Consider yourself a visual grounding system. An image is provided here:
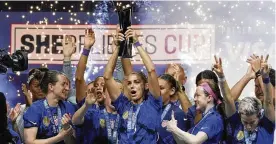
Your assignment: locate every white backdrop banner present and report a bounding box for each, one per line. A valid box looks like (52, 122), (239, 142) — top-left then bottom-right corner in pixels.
(11, 24), (215, 64)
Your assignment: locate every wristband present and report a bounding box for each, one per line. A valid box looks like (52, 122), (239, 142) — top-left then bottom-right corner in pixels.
(263, 77), (270, 84)
(133, 41), (142, 48)
(82, 48), (90, 57)
(255, 70), (261, 79)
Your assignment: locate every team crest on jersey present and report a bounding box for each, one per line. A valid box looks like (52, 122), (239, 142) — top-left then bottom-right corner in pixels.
(43, 116), (50, 127)
(236, 130), (244, 141)
(100, 119), (105, 128)
(122, 111), (128, 119)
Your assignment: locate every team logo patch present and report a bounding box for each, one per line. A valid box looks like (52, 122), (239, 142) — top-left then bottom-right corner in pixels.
(236, 130), (244, 141)
(43, 116), (50, 127)
(122, 111), (128, 120)
(100, 119), (105, 128)
(161, 120), (168, 128)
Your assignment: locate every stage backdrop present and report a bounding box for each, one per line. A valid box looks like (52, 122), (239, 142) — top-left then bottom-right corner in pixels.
(0, 1), (275, 107)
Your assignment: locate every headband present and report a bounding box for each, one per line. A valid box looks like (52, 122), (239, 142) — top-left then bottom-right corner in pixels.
(27, 74), (35, 85)
(200, 82), (222, 105)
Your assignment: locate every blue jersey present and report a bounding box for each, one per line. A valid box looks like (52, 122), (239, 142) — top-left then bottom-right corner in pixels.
(112, 93), (162, 144)
(226, 112), (274, 144)
(78, 104), (119, 144)
(187, 105), (197, 129)
(10, 129), (21, 144)
(23, 99), (76, 144)
(157, 103), (188, 144)
(188, 107), (224, 144)
(75, 98), (99, 144)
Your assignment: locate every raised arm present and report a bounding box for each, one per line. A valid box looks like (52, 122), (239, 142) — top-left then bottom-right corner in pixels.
(72, 88), (97, 125)
(212, 56), (236, 117)
(103, 27), (124, 101)
(22, 83), (32, 106)
(122, 58), (133, 77)
(62, 35), (76, 103)
(125, 27), (160, 98)
(177, 90), (192, 113)
(174, 67), (192, 112)
(121, 58), (133, 99)
(75, 29), (95, 103)
(230, 65), (255, 101)
(260, 55), (274, 122)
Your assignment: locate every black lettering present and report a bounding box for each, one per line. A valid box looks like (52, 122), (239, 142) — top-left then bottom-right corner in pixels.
(36, 35), (50, 53)
(52, 35), (63, 54)
(21, 34), (34, 53)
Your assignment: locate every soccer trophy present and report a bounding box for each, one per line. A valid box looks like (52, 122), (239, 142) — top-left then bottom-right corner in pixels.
(116, 3), (133, 58)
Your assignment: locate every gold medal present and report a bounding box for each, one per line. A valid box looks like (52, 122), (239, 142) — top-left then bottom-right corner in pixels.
(236, 130), (244, 141)
(43, 116), (50, 127)
(100, 119), (105, 128)
(123, 111), (128, 120)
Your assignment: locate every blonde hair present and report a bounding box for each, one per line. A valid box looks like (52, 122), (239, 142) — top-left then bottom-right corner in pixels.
(238, 97), (262, 116)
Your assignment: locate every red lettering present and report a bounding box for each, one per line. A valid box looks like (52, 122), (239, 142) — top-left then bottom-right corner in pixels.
(165, 35), (176, 54)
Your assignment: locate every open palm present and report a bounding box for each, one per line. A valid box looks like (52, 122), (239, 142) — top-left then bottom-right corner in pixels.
(63, 35), (76, 57)
(22, 83), (32, 99)
(84, 28), (95, 49)
(85, 88), (97, 106)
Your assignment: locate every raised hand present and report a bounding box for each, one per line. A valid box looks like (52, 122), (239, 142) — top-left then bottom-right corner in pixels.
(22, 83), (32, 100)
(61, 113), (72, 130)
(166, 111), (178, 132)
(246, 65), (256, 80)
(84, 28), (95, 49)
(246, 54), (261, 72)
(125, 26), (138, 43)
(212, 55), (224, 78)
(62, 35), (76, 59)
(260, 54), (270, 78)
(112, 25), (125, 47)
(8, 103), (21, 122)
(85, 88), (97, 106)
(172, 64), (181, 82)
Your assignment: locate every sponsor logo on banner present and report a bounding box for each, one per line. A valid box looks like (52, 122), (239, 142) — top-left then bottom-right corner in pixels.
(11, 24), (215, 64)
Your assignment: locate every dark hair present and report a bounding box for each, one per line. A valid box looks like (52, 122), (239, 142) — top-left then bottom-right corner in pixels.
(35, 70), (64, 94)
(201, 80), (227, 141)
(202, 80), (223, 106)
(132, 71), (148, 84)
(269, 68), (275, 87)
(27, 68), (49, 85)
(0, 92), (14, 143)
(28, 67), (49, 76)
(159, 74), (180, 95)
(196, 70), (218, 86)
